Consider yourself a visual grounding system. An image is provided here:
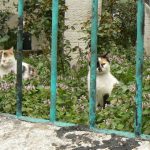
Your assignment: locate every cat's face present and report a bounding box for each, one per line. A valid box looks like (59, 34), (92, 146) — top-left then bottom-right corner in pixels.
(87, 51), (110, 74)
(96, 56), (110, 74)
(0, 47), (15, 68)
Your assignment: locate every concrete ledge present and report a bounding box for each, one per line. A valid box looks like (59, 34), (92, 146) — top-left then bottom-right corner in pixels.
(0, 114), (150, 150)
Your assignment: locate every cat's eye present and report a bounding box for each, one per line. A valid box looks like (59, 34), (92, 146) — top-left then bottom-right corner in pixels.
(97, 61), (100, 67)
(4, 53), (8, 57)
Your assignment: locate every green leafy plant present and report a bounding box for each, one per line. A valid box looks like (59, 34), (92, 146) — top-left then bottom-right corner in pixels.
(0, 0), (149, 135)
(81, 0), (136, 60)
(0, 54), (149, 134)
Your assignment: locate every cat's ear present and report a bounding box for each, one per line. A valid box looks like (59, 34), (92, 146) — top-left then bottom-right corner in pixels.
(8, 47), (14, 54)
(9, 47), (14, 51)
(102, 51), (109, 58)
(102, 51), (110, 62)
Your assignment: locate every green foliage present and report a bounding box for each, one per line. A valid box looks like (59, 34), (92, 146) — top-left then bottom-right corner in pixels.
(0, 0), (69, 53)
(0, 53), (149, 134)
(82, 0), (136, 59)
(95, 55), (150, 134)
(24, 0), (68, 54)
(0, 1), (17, 49)
(0, 9), (9, 39)
(0, 0), (149, 136)
(0, 9), (15, 48)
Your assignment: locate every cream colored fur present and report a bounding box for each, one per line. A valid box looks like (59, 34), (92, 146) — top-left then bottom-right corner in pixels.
(0, 47), (35, 79)
(87, 57), (119, 107)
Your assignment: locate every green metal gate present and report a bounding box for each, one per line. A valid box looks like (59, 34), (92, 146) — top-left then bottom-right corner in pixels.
(14, 0), (150, 140)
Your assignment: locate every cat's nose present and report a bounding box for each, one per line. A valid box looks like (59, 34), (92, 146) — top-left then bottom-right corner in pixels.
(98, 67), (102, 72)
(101, 64), (104, 67)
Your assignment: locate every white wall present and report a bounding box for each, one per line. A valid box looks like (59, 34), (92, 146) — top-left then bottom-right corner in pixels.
(64, 0), (102, 65)
(144, 3), (150, 56)
(64, 0), (102, 49)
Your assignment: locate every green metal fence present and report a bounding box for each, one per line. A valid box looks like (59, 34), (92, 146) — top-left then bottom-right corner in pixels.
(14, 0), (150, 139)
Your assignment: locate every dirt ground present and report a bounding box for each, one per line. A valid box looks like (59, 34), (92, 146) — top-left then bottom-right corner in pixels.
(0, 114), (150, 150)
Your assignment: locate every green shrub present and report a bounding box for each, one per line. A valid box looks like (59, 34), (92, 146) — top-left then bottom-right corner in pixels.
(0, 0), (149, 135)
(0, 53), (149, 134)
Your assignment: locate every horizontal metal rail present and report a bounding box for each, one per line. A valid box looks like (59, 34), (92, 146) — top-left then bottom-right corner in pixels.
(1, 113), (150, 140)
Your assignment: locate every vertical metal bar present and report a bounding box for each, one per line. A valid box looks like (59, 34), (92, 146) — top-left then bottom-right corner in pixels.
(135, 0), (144, 136)
(89, 0), (98, 128)
(16, 0), (24, 117)
(50, 0), (59, 122)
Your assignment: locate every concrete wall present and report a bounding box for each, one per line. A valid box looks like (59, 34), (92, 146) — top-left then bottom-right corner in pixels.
(64, 0), (102, 65)
(64, 0), (102, 49)
(144, 3), (150, 56)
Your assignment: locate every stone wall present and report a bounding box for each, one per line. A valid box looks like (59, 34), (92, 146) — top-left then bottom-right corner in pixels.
(144, 3), (150, 56)
(0, 0), (17, 14)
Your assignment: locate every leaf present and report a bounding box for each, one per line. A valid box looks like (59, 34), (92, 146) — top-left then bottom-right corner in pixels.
(0, 35), (9, 43)
(143, 109), (150, 115)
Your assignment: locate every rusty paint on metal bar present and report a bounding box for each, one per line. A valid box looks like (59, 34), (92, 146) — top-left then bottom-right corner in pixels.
(16, 0), (24, 117)
(89, 0), (98, 128)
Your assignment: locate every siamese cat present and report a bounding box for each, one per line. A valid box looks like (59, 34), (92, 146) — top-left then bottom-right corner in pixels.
(0, 47), (36, 79)
(87, 52), (119, 108)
